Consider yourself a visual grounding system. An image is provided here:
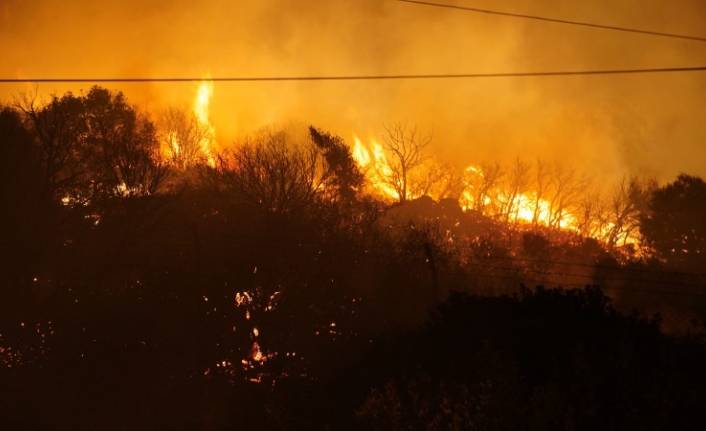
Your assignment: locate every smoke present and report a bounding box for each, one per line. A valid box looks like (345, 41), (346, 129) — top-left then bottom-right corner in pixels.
(1, 0), (705, 183)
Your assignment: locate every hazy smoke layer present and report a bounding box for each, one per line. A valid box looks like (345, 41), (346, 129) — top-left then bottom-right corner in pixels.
(1, 0), (705, 182)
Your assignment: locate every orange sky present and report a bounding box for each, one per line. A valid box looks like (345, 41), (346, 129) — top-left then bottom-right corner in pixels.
(1, 0), (705, 183)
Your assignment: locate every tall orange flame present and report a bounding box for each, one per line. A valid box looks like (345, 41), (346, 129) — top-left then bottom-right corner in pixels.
(194, 81), (216, 167)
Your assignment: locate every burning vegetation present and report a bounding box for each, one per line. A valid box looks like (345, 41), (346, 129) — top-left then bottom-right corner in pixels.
(162, 81), (217, 168)
(2, 85), (706, 429)
(154, 83), (644, 252)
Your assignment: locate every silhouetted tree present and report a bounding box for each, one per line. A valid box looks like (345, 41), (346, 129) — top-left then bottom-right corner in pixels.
(500, 157), (530, 223)
(606, 177), (653, 248)
(531, 158), (550, 226)
(382, 123), (431, 203)
(309, 126), (364, 202)
(547, 163), (586, 228)
(19, 92), (87, 201)
(576, 190), (609, 239)
(465, 161), (504, 214)
(640, 174), (706, 270)
(81, 87), (168, 199)
(160, 107), (210, 169)
(217, 131), (324, 215)
(20, 87), (167, 203)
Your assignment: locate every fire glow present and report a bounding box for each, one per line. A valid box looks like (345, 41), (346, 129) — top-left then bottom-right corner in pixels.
(158, 84), (638, 247)
(193, 81), (217, 167)
(164, 80), (217, 167)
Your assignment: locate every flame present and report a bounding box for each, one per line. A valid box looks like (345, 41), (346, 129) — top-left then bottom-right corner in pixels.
(166, 131), (180, 160)
(351, 136), (402, 200)
(161, 80), (218, 167)
(350, 137), (639, 247)
(194, 81), (217, 167)
(460, 164), (572, 228)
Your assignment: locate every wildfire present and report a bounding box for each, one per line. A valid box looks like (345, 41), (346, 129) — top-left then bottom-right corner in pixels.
(460, 165), (565, 227)
(351, 136), (403, 200)
(164, 80), (217, 167)
(349, 140), (642, 245)
(194, 81), (217, 167)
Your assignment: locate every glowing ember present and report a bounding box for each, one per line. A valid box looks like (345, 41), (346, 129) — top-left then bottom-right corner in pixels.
(251, 341), (264, 362)
(234, 291), (252, 307)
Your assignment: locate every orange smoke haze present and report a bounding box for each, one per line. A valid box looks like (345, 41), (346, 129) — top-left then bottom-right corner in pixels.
(1, 0), (706, 183)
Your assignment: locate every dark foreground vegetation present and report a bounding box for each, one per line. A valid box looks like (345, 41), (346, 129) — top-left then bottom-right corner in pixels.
(2, 88), (706, 429)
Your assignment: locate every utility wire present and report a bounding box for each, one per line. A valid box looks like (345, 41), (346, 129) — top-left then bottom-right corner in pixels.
(395, 0), (706, 43)
(2, 66), (706, 83)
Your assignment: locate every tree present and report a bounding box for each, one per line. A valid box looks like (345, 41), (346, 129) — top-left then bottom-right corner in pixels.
(160, 108), (211, 169)
(546, 163), (586, 229)
(381, 123), (431, 203)
(466, 161), (504, 215)
(81, 87), (168, 199)
(499, 158), (530, 223)
(218, 131), (324, 215)
(309, 126), (364, 203)
(640, 174), (706, 270)
(20, 87), (167, 203)
(19, 91), (87, 201)
(576, 191), (609, 239)
(605, 177), (653, 248)
(530, 159), (550, 226)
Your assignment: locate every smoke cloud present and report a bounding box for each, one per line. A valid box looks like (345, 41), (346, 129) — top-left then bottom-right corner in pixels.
(2, 0), (705, 183)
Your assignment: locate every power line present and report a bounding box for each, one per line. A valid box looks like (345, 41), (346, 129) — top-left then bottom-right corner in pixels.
(2, 66), (706, 83)
(395, 0), (706, 43)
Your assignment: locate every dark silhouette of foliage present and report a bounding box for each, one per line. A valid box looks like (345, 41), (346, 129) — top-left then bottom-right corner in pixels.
(214, 130), (324, 216)
(0, 107), (56, 285)
(20, 86), (167, 203)
(2, 88), (706, 430)
(353, 288), (706, 431)
(640, 174), (706, 271)
(19, 92), (87, 201)
(80, 87), (168, 199)
(309, 126), (364, 203)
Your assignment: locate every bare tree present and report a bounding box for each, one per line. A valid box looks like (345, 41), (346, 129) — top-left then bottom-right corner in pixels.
(219, 131), (324, 214)
(419, 162), (464, 201)
(499, 158), (531, 223)
(381, 123), (431, 203)
(160, 108), (210, 169)
(467, 162), (504, 215)
(547, 163), (586, 229)
(605, 177), (652, 248)
(576, 190), (609, 238)
(17, 92), (87, 201)
(406, 160), (453, 199)
(530, 159), (550, 226)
